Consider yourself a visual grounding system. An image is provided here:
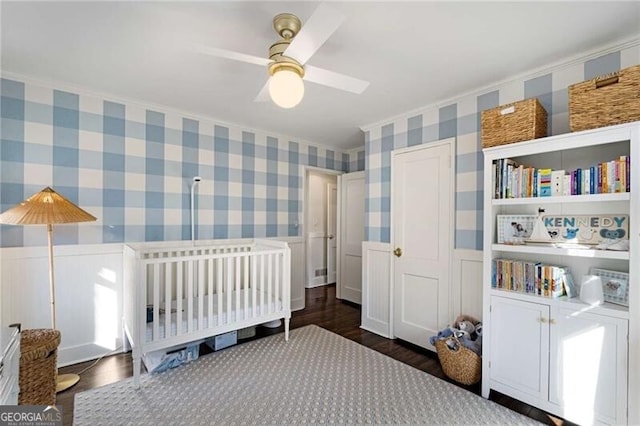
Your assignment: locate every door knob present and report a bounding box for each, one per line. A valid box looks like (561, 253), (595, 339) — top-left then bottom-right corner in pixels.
(328, 234), (334, 240)
(393, 247), (402, 257)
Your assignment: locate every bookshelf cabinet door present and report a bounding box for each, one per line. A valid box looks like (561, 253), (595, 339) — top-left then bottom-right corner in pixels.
(549, 307), (628, 425)
(489, 296), (549, 400)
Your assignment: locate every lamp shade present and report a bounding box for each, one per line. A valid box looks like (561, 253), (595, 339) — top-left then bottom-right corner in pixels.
(0, 186), (96, 225)
(269, 69), (305, 108)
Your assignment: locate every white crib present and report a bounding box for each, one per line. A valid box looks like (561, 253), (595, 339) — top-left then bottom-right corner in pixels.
(123, 239), (291, 388)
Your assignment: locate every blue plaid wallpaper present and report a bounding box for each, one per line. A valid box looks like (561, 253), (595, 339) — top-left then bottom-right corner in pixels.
(363, 45), (639, 249)
(0, 78), (364, 247)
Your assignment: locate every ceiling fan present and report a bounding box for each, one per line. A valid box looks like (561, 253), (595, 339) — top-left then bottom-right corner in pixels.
(193, 3), (370, 108)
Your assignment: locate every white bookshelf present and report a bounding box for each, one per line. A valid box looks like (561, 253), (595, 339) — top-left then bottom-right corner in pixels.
(481, 121), (639, 426)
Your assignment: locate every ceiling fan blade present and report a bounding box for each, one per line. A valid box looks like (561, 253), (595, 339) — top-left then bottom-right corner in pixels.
(191, 43), (271, 67)
(304, 65), (369, 94)
(284, 3), (345, 65)
(254, 81), (271, 102)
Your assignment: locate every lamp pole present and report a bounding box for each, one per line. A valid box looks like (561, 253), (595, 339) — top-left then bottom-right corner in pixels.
(47, 223), (56, 329)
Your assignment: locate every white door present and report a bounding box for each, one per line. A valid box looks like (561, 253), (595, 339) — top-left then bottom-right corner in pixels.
(326, 183), (337, 284)
(489, 296), (549, 400)
(338, 171), (365, 304)
(392, 140), (452, 348)
(549, 307), (628, 425)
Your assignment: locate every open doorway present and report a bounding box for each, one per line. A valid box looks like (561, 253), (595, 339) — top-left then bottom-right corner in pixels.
(304, 168), (340, 288)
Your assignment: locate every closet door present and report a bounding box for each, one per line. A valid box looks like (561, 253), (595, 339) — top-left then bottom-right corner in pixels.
(392, 140), (453, 348)
(338, 171), (365, 304)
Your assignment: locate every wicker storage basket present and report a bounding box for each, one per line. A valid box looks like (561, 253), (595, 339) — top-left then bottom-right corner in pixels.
(435, 337), (482, 386)
(18, 329), (60, 405)
(481, 98), (547, 148)
(569, 65), (640, 132)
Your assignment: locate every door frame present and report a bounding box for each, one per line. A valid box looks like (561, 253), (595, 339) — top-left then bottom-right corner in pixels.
(301, 166), (343, 289)
(389, 138), (456, 338)
(326, 182), (338, 284)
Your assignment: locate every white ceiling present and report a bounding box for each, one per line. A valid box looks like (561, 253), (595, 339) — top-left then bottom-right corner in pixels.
(2, 1), (639, 150)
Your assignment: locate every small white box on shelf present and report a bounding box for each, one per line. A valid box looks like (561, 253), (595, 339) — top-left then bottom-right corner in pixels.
(551, 170), (565, 196)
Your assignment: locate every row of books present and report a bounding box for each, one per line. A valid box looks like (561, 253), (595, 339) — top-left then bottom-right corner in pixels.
(491, 259), (576, 298)
(493, 156), (630, 199)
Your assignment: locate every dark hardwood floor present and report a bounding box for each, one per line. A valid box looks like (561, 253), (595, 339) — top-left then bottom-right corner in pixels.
(57, 284), (572, 425)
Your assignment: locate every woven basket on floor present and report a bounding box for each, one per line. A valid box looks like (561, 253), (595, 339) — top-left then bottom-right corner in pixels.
(19, 329), (61, 406)
(569, 64), (640, 132)
(481, 98), (547, 148)
(435, 337), (481, 386)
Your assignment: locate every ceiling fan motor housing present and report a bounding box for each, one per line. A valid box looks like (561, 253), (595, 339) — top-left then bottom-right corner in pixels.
(269, 13), (304, 78)
(273, 13), (301, 39)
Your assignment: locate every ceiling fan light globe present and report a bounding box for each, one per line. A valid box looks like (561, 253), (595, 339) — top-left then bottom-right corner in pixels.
(269, 69), (304, 108)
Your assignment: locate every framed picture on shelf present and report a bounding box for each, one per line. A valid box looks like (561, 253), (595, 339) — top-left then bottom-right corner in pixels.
(589, 267), (629, 306)
(497, 215), (537, 244)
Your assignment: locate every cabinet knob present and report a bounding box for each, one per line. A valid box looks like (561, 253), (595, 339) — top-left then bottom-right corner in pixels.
(539, 317), (548, 323)
(393, 247), (403, 257)
(549, 318), (556, 325)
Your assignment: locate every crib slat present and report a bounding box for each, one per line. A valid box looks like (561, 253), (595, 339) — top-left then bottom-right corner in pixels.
(165, 262), (172, 339)
(235, 255), (241, 322)
(275, 253), (280, 313)
(260, 254), (265, 316)
(216, 258), (223, 326)
(208, 258), (213, 328)
(251, 254), (257, 318)
(153, 264), (160, 340)
(177, 262), (183, 336)
(198, 259), (204, 331)
(187, 259), (194, 333)
(226, 257), (232, 325)
(267, 253), (273, 314)
(243, 255), (249, 320)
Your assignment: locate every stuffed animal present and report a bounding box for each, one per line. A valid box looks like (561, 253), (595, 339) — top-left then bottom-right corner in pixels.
(458, 333), (482, 355)
(457, 319), (477, 340)
(430, 315), (483, 355)
(429, 327), (454, 346)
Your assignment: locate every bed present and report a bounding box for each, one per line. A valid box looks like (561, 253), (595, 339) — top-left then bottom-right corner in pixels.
(123, 239), (291, 388)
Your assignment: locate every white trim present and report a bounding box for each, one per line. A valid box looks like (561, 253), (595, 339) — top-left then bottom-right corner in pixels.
(0, 70), (351, 156)
(360, 36), (640, 132)
(0, 242), (123, 259)
(300, 165), (344, 235)
(301, 166), (343, 291)
(326, 182), (337, 284)
(345, 146), (365, 156)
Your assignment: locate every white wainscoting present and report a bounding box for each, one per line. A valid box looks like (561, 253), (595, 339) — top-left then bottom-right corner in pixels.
(361, 241), (392, 338)
(451, 249), (484, 322)
(278, 236), (305, 311)
(305, 232), (327, 288)
(1, 243), (124, 366)
(361, 244), (483, 340)
(0, 236), (306, 367)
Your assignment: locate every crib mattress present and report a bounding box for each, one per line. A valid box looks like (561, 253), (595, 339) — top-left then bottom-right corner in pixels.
(145, 290), (283, 343)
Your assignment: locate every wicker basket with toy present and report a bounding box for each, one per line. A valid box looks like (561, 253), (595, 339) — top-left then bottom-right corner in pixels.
(429, 315), (482, 386)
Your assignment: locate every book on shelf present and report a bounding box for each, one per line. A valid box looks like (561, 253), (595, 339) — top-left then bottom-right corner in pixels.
(491, 258), (573, 299)
(492, 155), (631, 199)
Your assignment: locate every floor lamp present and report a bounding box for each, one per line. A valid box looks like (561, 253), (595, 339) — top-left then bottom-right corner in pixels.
(0, 186), (97, 392)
